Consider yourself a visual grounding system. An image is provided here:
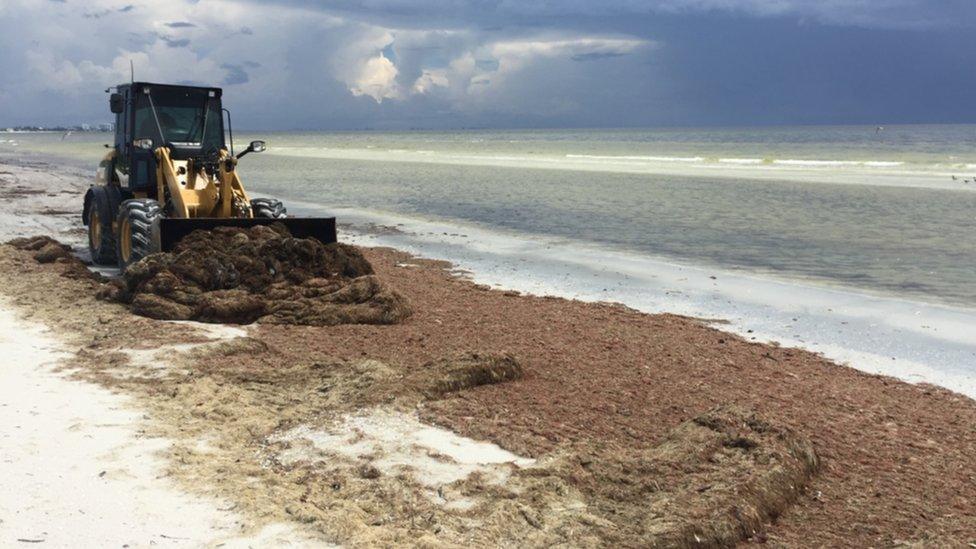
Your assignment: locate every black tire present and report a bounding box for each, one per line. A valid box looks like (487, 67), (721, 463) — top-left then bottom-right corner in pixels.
(251, 197), (287, 219)
(86, 186), (119, 265)
(115, 199), (162, 270)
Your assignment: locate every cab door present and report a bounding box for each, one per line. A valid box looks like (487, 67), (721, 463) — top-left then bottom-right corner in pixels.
(128, 91), (157, 196)
(114, 88), (130, 186)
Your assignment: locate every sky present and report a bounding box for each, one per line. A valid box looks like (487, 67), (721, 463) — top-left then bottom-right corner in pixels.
(0, 0), (974, 129)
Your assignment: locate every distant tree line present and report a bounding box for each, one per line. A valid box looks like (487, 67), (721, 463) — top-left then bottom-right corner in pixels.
(4, 123), (113, 132)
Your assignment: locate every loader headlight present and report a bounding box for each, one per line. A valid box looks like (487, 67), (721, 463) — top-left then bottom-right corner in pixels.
(134, 137), (154, 150)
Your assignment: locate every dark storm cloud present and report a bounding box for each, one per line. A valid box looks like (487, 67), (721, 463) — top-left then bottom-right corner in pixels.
(159, 36), (190, 48)
(1, 0), (974, 129)
(83, 4), (136, 19)
(240, 0), (976, 30)
(220, 64), (250, 85)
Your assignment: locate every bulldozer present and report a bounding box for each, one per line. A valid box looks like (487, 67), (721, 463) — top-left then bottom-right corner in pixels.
(84, 81), (336, 269)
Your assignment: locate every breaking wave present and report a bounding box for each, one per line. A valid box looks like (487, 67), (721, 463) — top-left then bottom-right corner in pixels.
(565, 154), (704, 163)
(568, 154), (907, 169)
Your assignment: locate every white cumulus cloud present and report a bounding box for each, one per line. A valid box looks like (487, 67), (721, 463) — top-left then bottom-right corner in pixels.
(350, 53), (400, 102)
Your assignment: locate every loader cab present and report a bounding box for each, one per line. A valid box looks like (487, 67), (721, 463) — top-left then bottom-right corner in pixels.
(110, 82), (225, 194)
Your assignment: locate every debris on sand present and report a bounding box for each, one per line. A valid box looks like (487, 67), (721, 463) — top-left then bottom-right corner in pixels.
(99, 224), (412, 325)
(3, 215), (974, 545)
(168, 341), (815, 547)
(180, 351), (524, 415)
(319, 352), (524, 410)
(7, 235), (72, 263)
(531, 405), (821, 547)
(435, 405), (822, 547)
(261, 403), (818, 547)
(6, 235), (102, 281)
(0, 233), (830, 546)
(415, 352), (524, 398)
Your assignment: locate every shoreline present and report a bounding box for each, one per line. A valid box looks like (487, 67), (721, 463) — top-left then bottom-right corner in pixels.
(5, 146), (976, 306)
(0, 157), (974, 545)
(4, 153), (976, 398)
(285, 200), (976, 400)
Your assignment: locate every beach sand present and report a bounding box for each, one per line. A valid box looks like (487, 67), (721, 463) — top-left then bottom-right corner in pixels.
(0, 306), (325, 547)
(0, 158), (973, 546)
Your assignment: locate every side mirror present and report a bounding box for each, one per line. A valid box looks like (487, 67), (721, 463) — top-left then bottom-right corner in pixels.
(110, 93), (124, 114)
(236, 140), (266, 159)
(133, 137), (154, 150)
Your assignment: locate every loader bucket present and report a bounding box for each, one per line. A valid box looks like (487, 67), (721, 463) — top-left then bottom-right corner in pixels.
(159, 217), (337, 252)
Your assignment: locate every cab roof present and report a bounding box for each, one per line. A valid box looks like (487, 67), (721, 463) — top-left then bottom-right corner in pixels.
(117, 82), (223, 97)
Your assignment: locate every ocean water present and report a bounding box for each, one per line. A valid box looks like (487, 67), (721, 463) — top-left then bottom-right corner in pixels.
(3, 125), (975, 307)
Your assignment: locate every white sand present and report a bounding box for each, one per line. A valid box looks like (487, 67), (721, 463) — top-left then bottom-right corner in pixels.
(275, 409), (535, 507)
(0, 161), (332, 546)
(0, 307), (321, 547)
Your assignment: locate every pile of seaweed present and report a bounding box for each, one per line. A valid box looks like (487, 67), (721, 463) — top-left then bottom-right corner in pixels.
(6, 235), (101, 281)
(99, 224), (412, 325)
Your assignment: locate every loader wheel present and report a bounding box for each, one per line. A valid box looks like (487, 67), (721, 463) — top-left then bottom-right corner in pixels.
(251, 198), (287, 219)
(86, 187), (118, 265)
(115, 199), (162, 270)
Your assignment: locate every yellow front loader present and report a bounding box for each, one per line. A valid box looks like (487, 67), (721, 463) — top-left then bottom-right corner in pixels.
(83, 81), (335, 269)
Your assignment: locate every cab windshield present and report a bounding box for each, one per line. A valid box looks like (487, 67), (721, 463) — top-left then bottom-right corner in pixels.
(133, 87), (223, 151)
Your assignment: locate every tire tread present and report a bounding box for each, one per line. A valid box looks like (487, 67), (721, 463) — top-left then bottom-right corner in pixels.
(116, 198), (162, 270)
